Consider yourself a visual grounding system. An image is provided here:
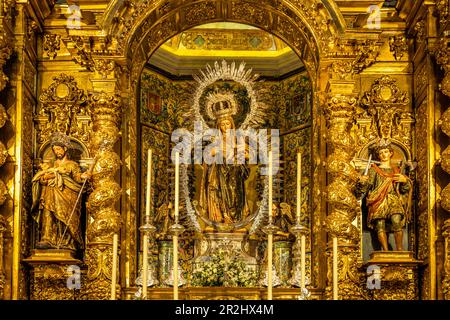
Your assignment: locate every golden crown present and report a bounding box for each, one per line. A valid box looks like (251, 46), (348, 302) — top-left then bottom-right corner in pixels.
(374, 138), (393, 154)
(205, 91), (238, 121)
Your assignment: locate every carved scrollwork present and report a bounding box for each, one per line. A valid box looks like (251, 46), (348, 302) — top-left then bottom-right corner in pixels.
(0, 104), (7, 128)
(443, 220), (450, 299)
(36, 74), (89, 145)
(327, 39), (381, 78)
(0, 215), (5, 298)
(0, 30), (13, 92)
(0, 179), (6, 206)
(84, 244), (115, 300)
(0, 141), (7, 167)
(359, 76), (413, 148)
(30, 264), (83, 300)
(436, 37), (450, 97)
(436, 0), (449, 26)
(389, 35), (408, 61)
(43, 34), (61, 60)
(93, 59), (116, 79)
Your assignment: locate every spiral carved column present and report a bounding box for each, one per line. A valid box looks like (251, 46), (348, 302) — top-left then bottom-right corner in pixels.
(324, 94), (365, 300)
(436, 37), (450, 300)
(85, 92), (123, 300)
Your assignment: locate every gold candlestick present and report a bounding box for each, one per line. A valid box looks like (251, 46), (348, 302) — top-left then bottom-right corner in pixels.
(110, 233), (118, 300)
(267, 149), (274, 299)
(333, 237), (338, 300)
(175, 152), (179, 220)
(139, 220), (156, 300)
(142, 233), (149, 299)
(146, 149), (152, 218)
(140, 148), (156, 300)
(169, 223), (185, 300)
(301, 234), (306, 290)
(268, 150), (273, 223)
(289, 223), (309, 299)
(171, 152), (183, 300)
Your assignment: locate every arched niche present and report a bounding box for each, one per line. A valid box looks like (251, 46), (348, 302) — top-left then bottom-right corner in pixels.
(354, 139), (414, 261)
(36, 137), (91, 171)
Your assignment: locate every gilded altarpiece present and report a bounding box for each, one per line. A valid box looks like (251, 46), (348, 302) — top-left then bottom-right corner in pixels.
(138, 68), (313, 296)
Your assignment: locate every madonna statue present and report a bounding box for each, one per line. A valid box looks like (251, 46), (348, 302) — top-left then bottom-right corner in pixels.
(198, 92), (251, 225)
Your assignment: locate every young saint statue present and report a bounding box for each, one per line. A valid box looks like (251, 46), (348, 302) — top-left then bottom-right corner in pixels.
(357, 141), (413, 251)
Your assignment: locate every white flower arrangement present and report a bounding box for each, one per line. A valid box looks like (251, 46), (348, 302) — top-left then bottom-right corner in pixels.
(191, 249), (258, 287)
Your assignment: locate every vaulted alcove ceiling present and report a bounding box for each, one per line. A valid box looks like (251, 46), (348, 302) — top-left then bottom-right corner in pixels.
(147, 23), (304, 79)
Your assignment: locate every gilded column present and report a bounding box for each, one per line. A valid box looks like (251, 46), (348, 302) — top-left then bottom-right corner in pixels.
(0, 17), (13, 301)
(323, 93), (365, 300)
(436, 37), (450, 300)
(84, 92), (122, 300)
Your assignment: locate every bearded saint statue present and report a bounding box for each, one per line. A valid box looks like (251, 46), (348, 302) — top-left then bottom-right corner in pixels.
(31, 132), (90, 250)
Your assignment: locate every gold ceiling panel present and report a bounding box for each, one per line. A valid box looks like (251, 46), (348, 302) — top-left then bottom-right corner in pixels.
(180, 29), (276, 51)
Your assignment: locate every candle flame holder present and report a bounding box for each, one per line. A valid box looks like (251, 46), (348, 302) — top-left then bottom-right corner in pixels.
(289, 222), (310, 300)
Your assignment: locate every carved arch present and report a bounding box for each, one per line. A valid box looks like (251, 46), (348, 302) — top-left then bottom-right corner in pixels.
(104, 0), (345, 82)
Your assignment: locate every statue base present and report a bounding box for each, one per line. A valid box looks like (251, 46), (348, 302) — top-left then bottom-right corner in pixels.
(194, 232), (256, 264)
(24, 249), (80, 264)
(365, 251), (422, 300)
(368, 251), (419, 264)
(23, 249), (83, 300)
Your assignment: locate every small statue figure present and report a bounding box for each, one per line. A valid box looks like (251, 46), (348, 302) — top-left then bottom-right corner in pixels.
(274, 202), (295, 239)
(154, 202), (175, 240)
(357, 140), (413, 251)
(31, 132), (90, 250)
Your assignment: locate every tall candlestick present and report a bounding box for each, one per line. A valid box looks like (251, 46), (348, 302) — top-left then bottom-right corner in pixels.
(173, 151), (180, 300)
(142, 234), (148, 300)
(173, 235), (179, 300)
(296, 153), (302, 223)
(268, 233), (273, 300)
(146, 149), (152, 218)
(268, 150), (273, 223)
(333, 237), (338, 300)
(301, 234), (306, 290)
(175, 152), (180, 221)
(110, 233), (118, 300)
(142, 148), (152, 300)
(267, 148), (273, 300)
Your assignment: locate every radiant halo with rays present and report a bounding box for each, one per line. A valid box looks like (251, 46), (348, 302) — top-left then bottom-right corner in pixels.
(190, 60), (269, 130)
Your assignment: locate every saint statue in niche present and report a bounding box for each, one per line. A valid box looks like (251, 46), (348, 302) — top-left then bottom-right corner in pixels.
(197, 91), (252, 226)
(357, 140), (413, 251)
(31, 132), (90, 250)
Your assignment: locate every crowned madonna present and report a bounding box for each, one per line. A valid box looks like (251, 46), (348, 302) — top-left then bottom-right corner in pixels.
(197, 90), (253, 229)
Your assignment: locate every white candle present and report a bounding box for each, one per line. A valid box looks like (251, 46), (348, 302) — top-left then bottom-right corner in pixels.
(301, 234), (306, 290)
(142, 148), (152, 300)
(173, 235), (179, 300)
(333, 237), (338, 300)
(268, 233), (273, 300)
(175, 152), (180, 220)
(296, 153), (302, 223)
(146, 149), (152, 218)
(110, 233), (118, 300)
(268, 150), (273, 223)
(142, 234), (148, 300)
